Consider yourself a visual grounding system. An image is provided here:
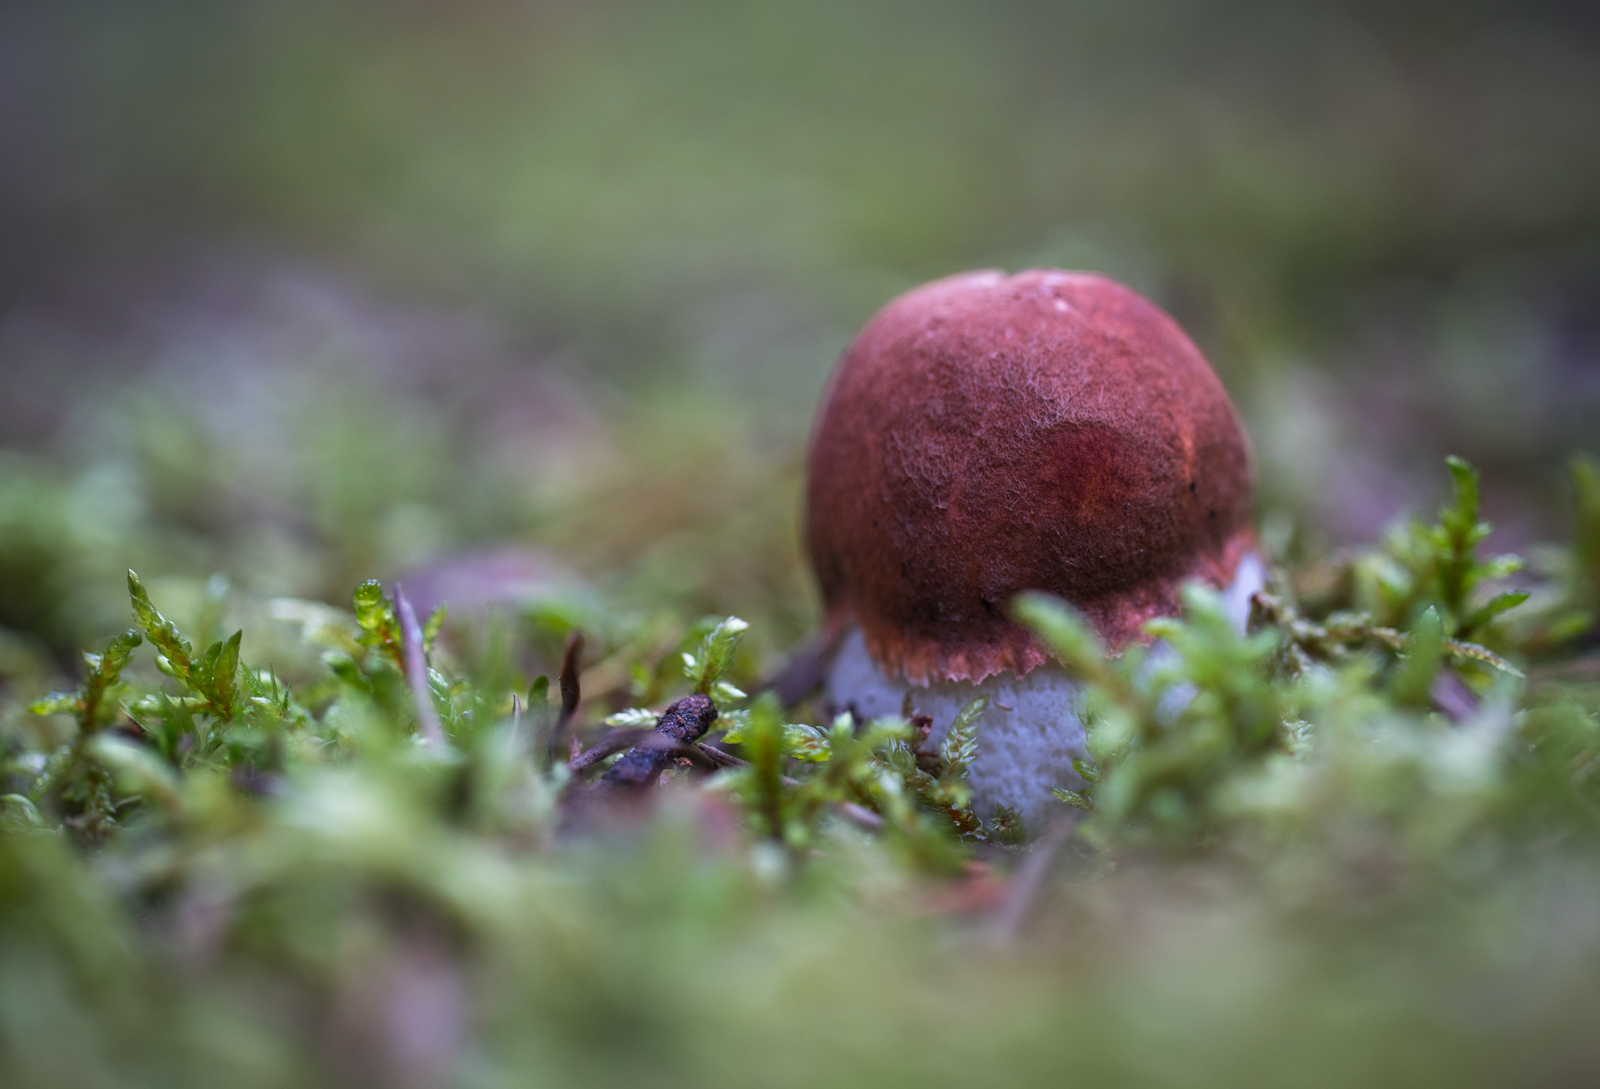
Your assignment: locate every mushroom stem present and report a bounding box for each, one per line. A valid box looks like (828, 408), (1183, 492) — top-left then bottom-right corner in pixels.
(825, 555), (1266, 826)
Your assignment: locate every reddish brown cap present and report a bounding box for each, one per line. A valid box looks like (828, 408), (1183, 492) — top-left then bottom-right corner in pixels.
(805, 269), (1254, 684)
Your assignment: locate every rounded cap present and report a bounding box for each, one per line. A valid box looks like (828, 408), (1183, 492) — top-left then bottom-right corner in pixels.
(805, 269), (1254, 684)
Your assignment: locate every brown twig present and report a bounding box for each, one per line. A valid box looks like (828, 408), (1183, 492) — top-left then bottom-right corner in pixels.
(393, 583), (444, 749)
(546, 631), (584, 768)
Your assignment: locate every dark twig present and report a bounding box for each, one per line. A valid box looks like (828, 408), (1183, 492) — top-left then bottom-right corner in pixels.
(691, 741), (748, 772)
(393, 583), (444, 749)
(687, 741), (813, 791)
(649, 736), (726, 772)
(546, 631), (584, 768)
(683, 741), (805, 784)
(572, 731), (725, 776)
(599, 695), (719, 790)
(568, 728), (652, 772)
(690, 742), (817, 794)
(986, 815), (1075, 944)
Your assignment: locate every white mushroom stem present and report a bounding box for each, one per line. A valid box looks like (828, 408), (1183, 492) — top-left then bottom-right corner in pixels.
(824, 554), (1266, 829)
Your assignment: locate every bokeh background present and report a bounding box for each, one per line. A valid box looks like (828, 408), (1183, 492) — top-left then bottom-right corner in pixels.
(3, 0), (1598, 665)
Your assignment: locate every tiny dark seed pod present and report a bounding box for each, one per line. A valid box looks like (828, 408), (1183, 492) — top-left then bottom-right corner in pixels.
(805, 269), (1255, 684)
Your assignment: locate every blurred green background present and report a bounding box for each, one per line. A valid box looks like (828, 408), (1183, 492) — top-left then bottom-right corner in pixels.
(2, 0), (1598, 660)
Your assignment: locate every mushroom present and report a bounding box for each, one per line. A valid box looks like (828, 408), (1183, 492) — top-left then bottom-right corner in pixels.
(805, 269), (1263, 826)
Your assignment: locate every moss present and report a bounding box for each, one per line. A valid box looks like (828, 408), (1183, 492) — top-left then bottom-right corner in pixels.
(0, 449), (1596, 1086)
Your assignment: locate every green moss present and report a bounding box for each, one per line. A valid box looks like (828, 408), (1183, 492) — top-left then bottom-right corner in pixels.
(0, 451), (1598, 1087)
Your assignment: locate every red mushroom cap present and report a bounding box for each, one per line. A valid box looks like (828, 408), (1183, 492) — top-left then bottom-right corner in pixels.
(805, 268), (1255, 685)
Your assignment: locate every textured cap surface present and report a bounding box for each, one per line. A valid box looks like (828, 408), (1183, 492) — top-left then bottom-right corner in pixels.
(805, 269), (1254, 684)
